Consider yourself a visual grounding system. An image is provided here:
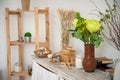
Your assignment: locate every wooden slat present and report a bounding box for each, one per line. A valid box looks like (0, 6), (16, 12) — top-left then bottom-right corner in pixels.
(11, 71), (30, 77)
(10, 41), (35, 45)
(45, 8), (50, 48)
(38, 9), (48, 14)
(6, 8), (11, 80)
(8, 10), (34, 14)
(21, 0), (30, 11)
(17, 10), (24, 80)
(9, 10), (20, 15)
(10, 41), (47, 46)
(34, 7), (39, 49)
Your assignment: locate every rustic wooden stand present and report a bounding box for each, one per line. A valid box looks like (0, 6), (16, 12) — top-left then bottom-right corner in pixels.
(5, 7), (50, 80)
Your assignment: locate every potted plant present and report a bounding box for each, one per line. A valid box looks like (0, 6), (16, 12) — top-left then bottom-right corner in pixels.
(24, 32), (32, 43)
(70, 12), (104, 72)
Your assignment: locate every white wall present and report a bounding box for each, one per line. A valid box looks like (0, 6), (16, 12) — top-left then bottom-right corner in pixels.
(0, 0), (120, 80)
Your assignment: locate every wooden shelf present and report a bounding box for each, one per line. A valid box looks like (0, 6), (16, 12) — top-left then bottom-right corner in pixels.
(8, 10), (34, 14)
(11, 71), (30, 77)
(8, 8), (48, 15)
(10, 41), (35, 45)
(10, 41), (48, 47)
(6, 7), (50, 80)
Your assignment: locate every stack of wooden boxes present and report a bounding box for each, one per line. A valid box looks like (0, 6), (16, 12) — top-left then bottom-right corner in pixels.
(60, 46), (76, 66)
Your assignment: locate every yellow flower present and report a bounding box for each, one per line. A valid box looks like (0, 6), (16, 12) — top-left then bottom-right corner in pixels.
(85, 19), (100, 33)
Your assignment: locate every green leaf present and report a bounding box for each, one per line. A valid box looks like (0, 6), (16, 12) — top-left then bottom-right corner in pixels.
(100, 19), (104, 22)
(106, 9), (109, 12)
(99, 12), (103, 15)
(74, 31), (82, 39)
(75, 12), (80, 19)
(105, 14), (110, 19)
(94, 37), (104, 48)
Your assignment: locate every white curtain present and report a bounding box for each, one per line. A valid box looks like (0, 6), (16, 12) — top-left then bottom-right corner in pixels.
(31, 61), (59, 80)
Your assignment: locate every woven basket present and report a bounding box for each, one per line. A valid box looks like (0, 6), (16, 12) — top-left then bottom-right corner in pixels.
(34, 47), (51, 58)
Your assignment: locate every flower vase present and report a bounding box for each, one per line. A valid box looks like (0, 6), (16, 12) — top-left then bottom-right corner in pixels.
(82, 44), (97, 72)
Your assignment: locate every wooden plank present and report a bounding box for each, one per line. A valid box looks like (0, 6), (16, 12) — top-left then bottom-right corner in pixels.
(9, 10), (34, 14)
(45, 8), (50, 48)
(21, 0), (30, 10)
(9, 10), (20, 15)
(17, 9), (24, 80)
(11, 71), (30, 77)
(10, 41), (48, 46)
(10, 41), (47, 46)
(34, 7), (39, 49)
(6, 8), (11, 80)
(10, 41), (35, 45)
(38, 9), (48, 14)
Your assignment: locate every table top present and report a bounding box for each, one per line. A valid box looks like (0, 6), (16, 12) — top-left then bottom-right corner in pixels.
(33, 56), (111, 80)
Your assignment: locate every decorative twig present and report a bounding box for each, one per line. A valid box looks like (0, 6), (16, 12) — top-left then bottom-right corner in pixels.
(91, 0), (120, 51)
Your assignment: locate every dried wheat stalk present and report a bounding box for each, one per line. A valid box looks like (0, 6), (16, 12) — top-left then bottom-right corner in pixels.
(57, 9), (75, 49)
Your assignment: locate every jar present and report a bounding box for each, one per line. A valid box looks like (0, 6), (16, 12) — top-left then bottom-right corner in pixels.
(14, 62), (22, 72)
(75, 55), (83, 68)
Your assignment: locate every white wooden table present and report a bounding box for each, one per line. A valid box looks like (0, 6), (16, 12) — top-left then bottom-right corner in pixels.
(32, 56), (111, 80)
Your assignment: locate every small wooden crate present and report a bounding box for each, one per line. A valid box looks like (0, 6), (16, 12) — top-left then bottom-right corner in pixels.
(60, 47), (76, 64)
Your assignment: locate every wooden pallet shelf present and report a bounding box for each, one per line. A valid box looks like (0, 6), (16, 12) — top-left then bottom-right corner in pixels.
(6, 7), (50, 80)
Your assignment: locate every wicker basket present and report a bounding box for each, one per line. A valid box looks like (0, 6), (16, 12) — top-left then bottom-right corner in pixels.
(34, 47), (52, 58)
